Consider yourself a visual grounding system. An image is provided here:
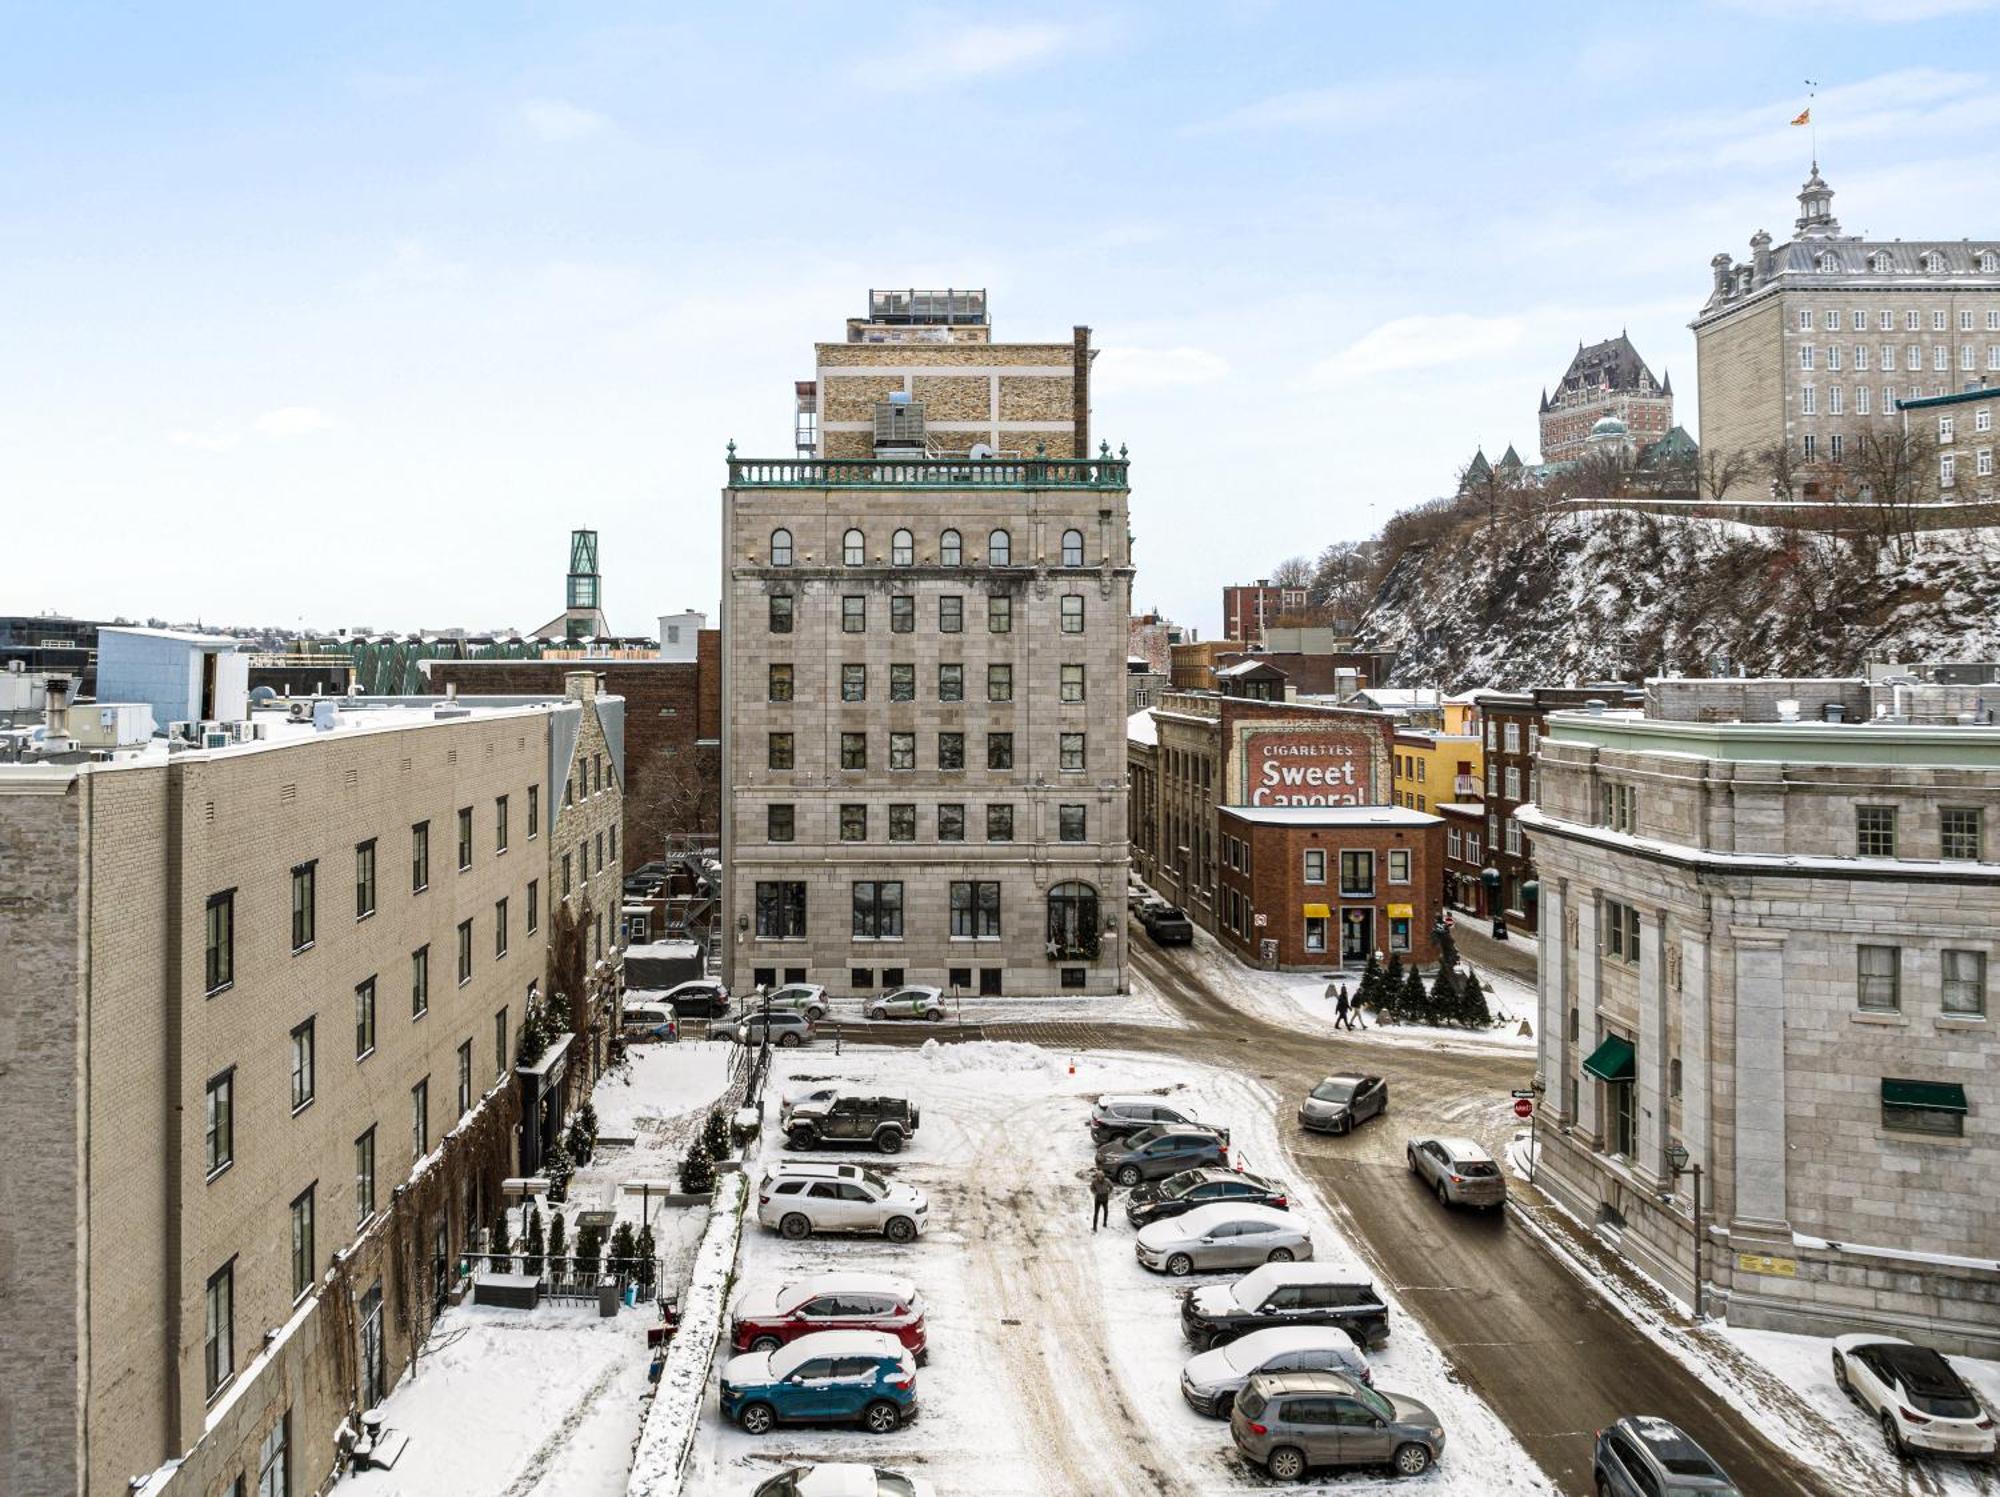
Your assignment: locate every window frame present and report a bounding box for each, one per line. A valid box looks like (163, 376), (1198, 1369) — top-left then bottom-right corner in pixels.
(291, 861), (317, 952)
(289, 1187), (316, 1303)
(204, 1260), (235, 1400)
(290, 1018), (315, 1113)
(770, 527), (793, 566)
(205, 890), (235, 995)
(205, 1067), (235, 1179)
(411, 944), (430, 1018)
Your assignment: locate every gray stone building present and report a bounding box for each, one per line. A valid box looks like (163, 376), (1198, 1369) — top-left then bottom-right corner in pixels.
(1523, 679), (1997, 1355)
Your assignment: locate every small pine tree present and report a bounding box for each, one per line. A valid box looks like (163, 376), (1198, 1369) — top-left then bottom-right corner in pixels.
(609, 1221), (637, 1280)
(1458, 966), (1492, 1027)
(1429, 965), (1458, 1027)
(545, 1129), (574, 1204)
(548, 1208), (568, 1267)
(1356, 952), (1382, 1010)
(577, 1099), (600, 1156)
(522, 1205), (545, 1277)
(1402, 965), (1429, 1025)
(634, 1222), (658, 1294)
(1384, 951), (1405, 999)
(679, 1135), (716, 1193)
(575, 1223), (605, 1280)
(701, 1108), (730, 1160)
(488, 1205), (512, 1270)
(564, 1113), (592, 1169)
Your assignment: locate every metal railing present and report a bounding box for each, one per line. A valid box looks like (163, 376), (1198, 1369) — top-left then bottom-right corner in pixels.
(727, 450), (1129, 490)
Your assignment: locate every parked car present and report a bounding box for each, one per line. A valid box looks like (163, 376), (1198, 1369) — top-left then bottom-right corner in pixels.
(1231, 1370), (1445, 1481)
(763, 983), (831, 1022)
(1142, 906), (1195, 945)
(759, 1160), (871, 1191)
(620, 1001), (678, 1043)
(1594, 1416), (1740, 1494)
(746, 1467), (936, 1497)
(719, 1329), (918, 1435)
(1096, 1125), (1229, 1186)
(1136, 1202), (1313, 1276)
(1298, 1074), (1387, 1135)
(1089, 1094), (1214, 1145)
(736, 1010), (814, 1048)
(1181, 1262), (1391, 1352)
(731, 1271), (927, 1358)
(1405, 1135), (1507, 1209)
(757, 1171), (929, 1243)
(779, 1084), (845, 1129)
(1127, 1167), (1287, 1229)
(787, 1095), (921, 1155)
(660, 978), (732, 1020)
(1180, 1327), (1372, 1417)
(1832, 1336), (1999, 1461)
(866, 986), (947, 1022)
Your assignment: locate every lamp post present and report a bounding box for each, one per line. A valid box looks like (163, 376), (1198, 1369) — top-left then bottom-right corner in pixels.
(1666, 1140), (1705, 1320)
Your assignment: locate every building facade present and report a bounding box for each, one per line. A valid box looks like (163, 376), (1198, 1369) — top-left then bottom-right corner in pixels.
(1538, 334), (1675, 466)
(1222, 580), (1308, 645)
(1169, 639), (1245, 692)
(1525, 679), (1998, 1355)
(1391, 728), (1481, 818)
(1899, 385), (2000, 505)
(1695, 165), (2000, 491)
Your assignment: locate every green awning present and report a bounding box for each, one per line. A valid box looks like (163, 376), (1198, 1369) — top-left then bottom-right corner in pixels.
(1882, 1078), (1968, 1113)
(1582, 1035), (1636, 1084)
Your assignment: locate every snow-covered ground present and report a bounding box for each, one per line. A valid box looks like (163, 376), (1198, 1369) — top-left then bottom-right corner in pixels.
(807, 982), (1184, 1031)
(683, 1039), (1557, 1496)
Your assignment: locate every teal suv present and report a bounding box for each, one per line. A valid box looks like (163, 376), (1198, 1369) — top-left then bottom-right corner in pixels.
(720, 1329), (918, 1435)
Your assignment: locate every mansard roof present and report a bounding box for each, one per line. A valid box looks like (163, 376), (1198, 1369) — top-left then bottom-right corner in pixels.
(1555, 333), (1662, 399)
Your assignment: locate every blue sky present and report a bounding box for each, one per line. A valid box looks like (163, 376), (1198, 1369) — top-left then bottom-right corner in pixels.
(4, 1), (1998, 638)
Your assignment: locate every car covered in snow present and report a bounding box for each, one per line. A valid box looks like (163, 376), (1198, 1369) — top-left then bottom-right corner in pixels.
(763, 983), (831, 1022)
(1297, 1074), (1386, 1135)
(1126, 1167), (1287, 1229)
(1405, 1135), (1506, 1209)
(719, 1329), (918, 1435)
(1832, 1335), (1997, 1461)
(1593, 1416), (1739, 1495)
(1095, 1124), (1229, 1186)
(745, 1467), (936, 1497)
(866, 986), (947, 1022)
(1089, 1094), (1214, 1144)
(1135, 1202), (1313, 1276)
(1179, 1326), (1372, 1417)
(1180, 1262), (1391, 1352)
(757, 1170), (929, 1243)
(1231, 1369), (1445, 1481)
(659, 978), (732, 1020)
(619, 1001), (678, 1043)
(731, 1270), (928, 1358)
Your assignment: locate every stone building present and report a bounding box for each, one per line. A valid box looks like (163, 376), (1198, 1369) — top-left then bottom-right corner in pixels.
(724, 294), (1132, 998)
(1899, 385), (2000, 505)
(0, 678), (624, 1497)
(1222, 580), (1309, 645)
(1695, 164), (2000, 494)
(1523, 678), (1998, 1355)
(1538, 335), (1675, 466)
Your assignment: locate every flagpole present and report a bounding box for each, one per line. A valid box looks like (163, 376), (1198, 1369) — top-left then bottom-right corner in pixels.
(1805, 78), (1818, 163)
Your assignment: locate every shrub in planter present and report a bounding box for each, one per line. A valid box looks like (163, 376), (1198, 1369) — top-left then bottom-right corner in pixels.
(522, 1205), (545, 1277)
(548, 1208), (568, 1268)
(678, 1135), (716, 1194)
(701, 1108), (730, 1161)
(608, 1221), (637, 1280)
(634, 1223), (658, 1295)
(574, 1223), (605, 1280)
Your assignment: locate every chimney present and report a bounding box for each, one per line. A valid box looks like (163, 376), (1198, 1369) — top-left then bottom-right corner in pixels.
(44, 676), (72, 741)
(445, 681), (458, 701)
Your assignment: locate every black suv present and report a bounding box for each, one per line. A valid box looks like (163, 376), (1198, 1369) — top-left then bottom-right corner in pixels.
(785, 1095), (921, 1155)
(1180, 1263), (1391, 1352)
(1126, 1167), (1288, 1229)
(1142, 906), (1194, 946)
(1096, 1125), (1228, 1186)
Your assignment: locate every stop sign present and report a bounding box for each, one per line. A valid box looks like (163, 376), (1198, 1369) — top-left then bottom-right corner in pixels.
(1513, 1098), (1534, 1119)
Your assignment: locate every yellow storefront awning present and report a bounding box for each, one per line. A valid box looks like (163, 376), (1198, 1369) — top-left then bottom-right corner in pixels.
(1386, 903), (1414, 920)
(1302, 903), (1331, 920)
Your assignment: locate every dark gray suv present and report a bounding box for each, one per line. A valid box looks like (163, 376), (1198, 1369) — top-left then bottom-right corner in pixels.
(1230, 1369), (1446, 1481)
(1096, 1125), (1228, 1186)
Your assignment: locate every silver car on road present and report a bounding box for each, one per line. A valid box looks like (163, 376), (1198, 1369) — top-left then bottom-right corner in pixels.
(1135, 1202), (1313, 1277)
(1405, 1135), (1507, 1209)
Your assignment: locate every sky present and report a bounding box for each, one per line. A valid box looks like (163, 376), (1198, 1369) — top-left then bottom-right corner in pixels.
(5, 2), (1999, 640)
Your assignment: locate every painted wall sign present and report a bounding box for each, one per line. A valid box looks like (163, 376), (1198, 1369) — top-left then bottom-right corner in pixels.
(1735, 1252), (1797, 1278)
(1244, 729), (1377, 807)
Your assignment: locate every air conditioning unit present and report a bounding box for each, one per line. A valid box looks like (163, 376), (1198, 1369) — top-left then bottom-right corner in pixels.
(288, 700), (315, 722)
(203, 731), (229, 749)
(168, 721), (194, 742)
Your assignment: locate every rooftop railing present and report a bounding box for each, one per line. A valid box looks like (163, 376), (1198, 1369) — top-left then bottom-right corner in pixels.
(726, 442), (1129, 490)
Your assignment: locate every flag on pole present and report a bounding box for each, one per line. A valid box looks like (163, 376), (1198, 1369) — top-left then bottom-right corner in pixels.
(1791, 108), (1811, 126)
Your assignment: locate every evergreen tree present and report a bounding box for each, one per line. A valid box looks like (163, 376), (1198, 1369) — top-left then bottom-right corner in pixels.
(548, 1208), (567, 1267)
(1402, 966), (1430, 1025)
(575, 1223), (605, 1280)
(1459, 965), (1492, 1027)
(634, 1222), (658, 1294)
(544, 1129), (574, 1204)
(1384, 951), (1405, 996)
(577, 1099), (600, 1157)
(609, 1221), (637, 1280)
(702, 1107), (731, 1160)
(679, 1134), (716, 1193)
(488, 1205), (512, 1271)
(522, 1205), (545, 1277)
(1429, 964), (1458, 1026)
(564, 1112), (592, 1169)
(1356, 952), (1383, 1012)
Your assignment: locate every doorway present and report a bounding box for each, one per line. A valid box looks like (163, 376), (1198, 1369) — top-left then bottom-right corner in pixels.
(1340, 907), (1374, 962)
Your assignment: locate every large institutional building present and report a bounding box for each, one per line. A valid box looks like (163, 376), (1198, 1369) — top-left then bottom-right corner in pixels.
(1524, 679), (1997, 1356)
(722, 291), (1132, 998)
(1538, 334), (1675, 465)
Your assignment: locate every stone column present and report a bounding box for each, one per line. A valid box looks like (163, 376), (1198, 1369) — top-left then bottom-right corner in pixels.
(1575, 894), (1600, 1144)
(1539, 879), (1568, 1118)
(1731, 928), (1791, 1230)
(1679, 919), (1713, 1198)
(1637, 909), (1670, 1187)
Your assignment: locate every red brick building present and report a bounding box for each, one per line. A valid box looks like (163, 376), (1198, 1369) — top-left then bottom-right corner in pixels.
(1215, 806), (1443, 970)
(1537, 333), (1674, 465)
(1222, 579), (1309, 644)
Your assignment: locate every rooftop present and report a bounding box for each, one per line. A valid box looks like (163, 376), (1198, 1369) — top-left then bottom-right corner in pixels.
(1127, 708), (1159, 747)
(863, 288), (987, 326)
(1545, 710), (2000, 767)
(1219, 804), (1441, 827)
(726, 445), (1128, 491)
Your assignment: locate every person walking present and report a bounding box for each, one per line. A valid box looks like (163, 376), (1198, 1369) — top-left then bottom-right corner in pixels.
(1334, 986), (1355, 1031)
(1089, 1166), (1113, 1232)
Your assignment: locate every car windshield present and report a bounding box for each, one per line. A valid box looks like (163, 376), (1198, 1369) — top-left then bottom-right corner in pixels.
(860, 1169), (889, 1192)
(1353, 1384), (1394, 1422)
(1312, 1080), (1356, 1103)
(1237, 1386), (1267, 1420)
(877, 1478), (917, 1497)
(1159, 1170), (1205, 1198)
(1458, 1161), (1501, 1177)
(1122, 1126), (1167, 1148)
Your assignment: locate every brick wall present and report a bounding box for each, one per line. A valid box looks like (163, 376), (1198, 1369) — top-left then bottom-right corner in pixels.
(1216, 815), (1443, 970)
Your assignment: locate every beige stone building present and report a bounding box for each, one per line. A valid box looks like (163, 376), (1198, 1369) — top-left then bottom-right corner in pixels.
(1695, 164), (2000, 493)
(1523, 679), (1998, 1355)
(0, 677), (624, 1497)
(726, 292), (1130, 998)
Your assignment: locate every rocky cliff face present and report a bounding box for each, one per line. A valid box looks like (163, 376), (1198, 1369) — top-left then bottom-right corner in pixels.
(1354, 510), (2000, 690)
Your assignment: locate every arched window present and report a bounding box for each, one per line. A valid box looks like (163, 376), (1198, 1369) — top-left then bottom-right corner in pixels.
(843, 528), (865, 566)
(891, 528), (914, 566)
(1061, 528), (1085, 566)
(770, 528), (793, 567)
(940, 528), (962, 566)
(1046, 882), (1100, 961)
(988, 528), (1011, 567)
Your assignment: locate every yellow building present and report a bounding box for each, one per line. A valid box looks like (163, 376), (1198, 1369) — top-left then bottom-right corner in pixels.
(1392, 728), (1483, 815)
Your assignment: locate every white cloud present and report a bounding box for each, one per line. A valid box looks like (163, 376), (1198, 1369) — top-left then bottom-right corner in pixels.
(252, 406), (337, 438)
(1303, 314), (1526, 386)
(520, 98), (611, 142)
(1092, 345), (1231, 392)
(1186, 77), (1454, 135)
(856, 20), (1081, 90)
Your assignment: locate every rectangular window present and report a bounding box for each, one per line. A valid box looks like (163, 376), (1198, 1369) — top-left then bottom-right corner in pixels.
(938, 803), (966, 842)
(1604, 900), (1642, 965)
(1937, 345), (1951, 371)
(495, 794), (509, 854)
(1982, 408), (1995, 434)
(842, 595), (865, 632)
(455, 806), (473, 870)
(1829, 386), (1843, 415)
(494, 897), (508, 958)
(1059, 803), (1086, 841)
(851, 881), (905, 939)
(987, 732), (1014, 769)
(1856, 345), (1869, 371)
(1304, 848), (1326, 883)
(1797, 308), (1812, 330)
(1061, 594), (1084, 633)
(1388, 848), (1411, 883)
(950, 881), (1002, 938)
(766, 803), (795, 842)
(840, 804), (867, 842)
(1907, 309), (1921, 331)
(768, 663), (794, 702)
(768, 593), (794, 633)
(526, 784), (538, 839)
(526, 879), (538, 935)
(1942, 949), (1987, 1016)
(840, 732), (867, 770)
(1882, 1079), (1966, 1138)
(890, 663), (915, 701)
(1060, 732), (1085, 772)
(456, 1039), (473, 1116)
(411, 822), (430, 892)
(1447, 828), (1461, 859)
(1984, 450), (1997, 478)
(1857, 805), (1898, 857)
(290, 1019), (315, 1111)
(204, 1262), (234, 1398)
(1942, 807), (1982, 860)
(988, 663), (1013, 702)
(939, 595), (963, 633)
(988, 594), (1012, 633)
(768, 731), (794, 770)
(1827, 344), (1842, 370)
(457, 919), (473, 984)
(290, 1188), (315, 1302)
(1909, 345), (1922, 371)
(350, 839), (376, 920)
(889, 732), (915, 770)
(889, 803), (916, 841)
(1601, 781), (1638, 833)
(939, 731), (965, 770)
(354, 978), (377, 1057)
(986, 804), (1014, 841)
(938, 663), (963, 702)
(411, 945), (429, 1017)
(291, 862), (316, 951)
(411, 1076), (429, 1161)
(1799, 345), (1814, 370)
(1060, 664), (1085, 703)
(258, 1412), (290, 1497)
(1389, 915), (1412, 953)
(890, 595), (914, 633)
(1304, 916), (1327, 954)
(206, 891), (234, 994)
(354, 1128), (376, 1224)
(205, 1069), (234, 1178)
(1858, 943), (1901, 1012)
(1503, 767), (1521, 802)
(1338, 850), (1374, 897)
(495, 1008), (509, 1077)
(1801, 385), (1816, 415)
(841, 663), (867, 702)
(1942, 453), (1957, 487)
(754, 881), (807, 939)
(561, 850), (573, 892)
(1941, 415), (1956, 443)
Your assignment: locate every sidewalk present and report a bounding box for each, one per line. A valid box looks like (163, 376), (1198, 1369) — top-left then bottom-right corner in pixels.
(1452, 918), (1537, 986)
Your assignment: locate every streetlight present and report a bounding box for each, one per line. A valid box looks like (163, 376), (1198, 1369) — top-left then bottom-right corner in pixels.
(1665, 1140), (1705, 1320)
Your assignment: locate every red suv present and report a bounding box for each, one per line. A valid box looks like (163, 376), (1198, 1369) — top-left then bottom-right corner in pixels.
(730, 1271), (928, 1359)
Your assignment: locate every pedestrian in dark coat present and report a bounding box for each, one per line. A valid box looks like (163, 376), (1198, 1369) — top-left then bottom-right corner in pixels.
(1334, 987), (1355, 1031)
(1089, 1166), (1113, 1231)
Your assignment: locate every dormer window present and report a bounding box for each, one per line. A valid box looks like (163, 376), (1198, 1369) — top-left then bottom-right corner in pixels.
(1982, 252), (1998, 274)
(1920, 251), (1942, 273)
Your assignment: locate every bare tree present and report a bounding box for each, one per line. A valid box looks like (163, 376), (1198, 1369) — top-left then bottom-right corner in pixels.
(622, 743), (719, 865)
(1269, 554), (1313, 589)
(1756, 441), (1803, 504)
(1701, 446), (1753, 502)
(1843, 426), (1938, 563)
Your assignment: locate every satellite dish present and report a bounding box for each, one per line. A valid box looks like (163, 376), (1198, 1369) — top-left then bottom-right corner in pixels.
(969, 443), (997, 461)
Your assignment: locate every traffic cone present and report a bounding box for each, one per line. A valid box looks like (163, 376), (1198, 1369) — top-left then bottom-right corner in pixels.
(1068, 1055), (1076, 1076)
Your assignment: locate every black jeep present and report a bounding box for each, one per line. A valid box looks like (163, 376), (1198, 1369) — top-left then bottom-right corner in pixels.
(785, 1094), (922, 1155)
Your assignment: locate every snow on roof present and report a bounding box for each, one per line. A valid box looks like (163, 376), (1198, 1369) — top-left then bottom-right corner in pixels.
(624, 940), (702, 960)
(1355, 688), (1441, 707)
(1126, 708), (1159, 747)
(1167, 1201), (1295, 1232)
(767, 1329), (909, 1373)
(771, 1270), (920, 1308)
(1231, 1261), (1368, 1305)
(1216, 658), (1280, 677)
(1219, 805), (1440, 827)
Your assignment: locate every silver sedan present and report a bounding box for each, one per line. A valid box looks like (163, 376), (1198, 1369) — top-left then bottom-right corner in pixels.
(1134, 1202), (1313, 1276)
(1406, 1135), (1507, 1209)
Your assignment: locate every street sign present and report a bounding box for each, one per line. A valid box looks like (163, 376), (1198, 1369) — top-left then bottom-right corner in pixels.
(1510, 1088), (1537, 1099)
(1513, 1098), (1534, 1119)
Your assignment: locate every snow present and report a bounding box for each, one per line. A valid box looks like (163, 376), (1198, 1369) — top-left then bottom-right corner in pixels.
(1789, 1231), (1999, 1273)
(626, 940), (702, 961)
(1126, 707), (1159, 746)
(590, 1044), (736, 1143)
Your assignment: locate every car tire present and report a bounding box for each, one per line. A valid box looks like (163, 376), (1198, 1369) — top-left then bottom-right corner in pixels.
(1437, 1180), (1451, 1208)
(1166, 1253), (1194, 1277)
(737, 1401), (776, 1435)
(1833, 1350), (1851, 1396)
(750, 1335), (782, 1353)
(1406, 1147), (1418, 1175)
(876, 1130), (905, 1155)
(779, 1032), (801, 1048)
(884, 1215), (917, 1244)
(779, 1213), (812, 1241)
(1266, 1445), (1307, 1482)
(1392, 1442), (1431, 1477)
(1596, 1480), (1612, 1497)
(1266, 1247), (1295, 1264)
(862, 1400), (901, 1435)
(1117, 1165), (1142, 1187)
(787, 1127), (815, 1150)
(925, 1008), (943, 1021)
(1883, 1412), (1909, 1461)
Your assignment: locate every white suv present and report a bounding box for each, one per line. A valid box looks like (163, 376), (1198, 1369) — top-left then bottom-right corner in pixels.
(757, 1168), (930, 1244)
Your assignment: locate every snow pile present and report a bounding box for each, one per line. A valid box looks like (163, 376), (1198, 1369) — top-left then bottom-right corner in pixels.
(917, 1037), (1062, 1075)
(591, 1044), (734, 1141)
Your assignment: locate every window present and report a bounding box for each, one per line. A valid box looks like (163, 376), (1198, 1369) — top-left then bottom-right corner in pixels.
(988, 594), (1012, 632)
(1389, 915), (1411, 953)
(526, 784), (538, 839)
(204, 1262), (234, 1399)
(411, 1077), (429, 1160)
(1505, 819), (1522, 855)
(1055, 804), (1086, 842)
(890, 595), (914, 632)
(988, 663), (1014, 701)
(411, 820), (431, 892)
(1447, 827), (1461, 859)
(840, 731), (867, 770)
(951, 881), (1001, 937)
(890, 663), (915, 701)
(1801, 385), (1816, 415)
(768, 731), (794, 770)
(987, 732), (1014, 769)
(1942, 949), (1987, 1016)
(1882, 1078), (1967, 1138)
(1060, 664), (1085, 703)
(411, 945), (429, 1017)
(938, 803), (966, 841)
(840, 804), (867, 842)
(1827, 344), (1842, 370)
(939, 732), (965, 770)
(1942, 807), (1982, 859)
(1856, 344), (1870, 371)
(1829, 385), (1844, 415)
(1601, 781), (1638, 833)
(257, 1412), (290, 1497)
(1857, 805), (1898, 857)
(768, 663), (794, 702)
(987, 528), (1011, 565)
(497, 793), (512, 853)
(1338, 850), (1373, 897)
(884, 731), (914, 771)
(986, 804), (1014, 841)
(456, 1040), (473, 1116)
(1942, 453), (1957, 487)
(1304, 848), (1326, 883)
(494, 897), (508, 958)
(1935, 309), (1949, 331)
(354, 977), (378, 1056)
(1061, 528), (1084, 566)
(1799, 345), (1814, 370)
(1909, 345), (1923, 371)
(348, 840), (376, 922)
(355, 1128), (377, 1224)
(1853, 310), (1866, 331)
(457, 919), (473, 984)
(1503, 767), (1521, 802)
(1304, 916), (1327, 954)
(1983, 408), (1996, 433)
(1967, 344), (1980, 372)
(205, 891), (234, 994)
(290, 1188), (315, 1302)
(1941, 415), (1956, 443)
(1604, 899), (1642, 964)
(1907, 309), (1921, 331)
(939, 595), (963, 633)
(770, 528), (793, 566)
(1060, 732), (1085, 772)
(891, 528), (914, 566)
(1797, 308), (1812, 330)
(495, 1008), (509, 1077)
(526, 878), (538, 936)
(1061, 594), (1084, 633)
(843, 527), (865, 565)
(841, 663), (867, 702)
(1880, 310), (1894, 330)
(205, 1069), (234, 1177)
(938, 663), (963, 702)
(290, 1019), (315, 1112)
(841, 595), (865, 632)
(852, 881), (905, 939)
(889, 803), (916, 841)
(755, 881), (807, 938)
(940, 528), (962, 565)
(561, 850), (573, 891)
(768, 593), (793, 633)
(1388, 848), (1411, 884)
(1857, 385), (1871, 415)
